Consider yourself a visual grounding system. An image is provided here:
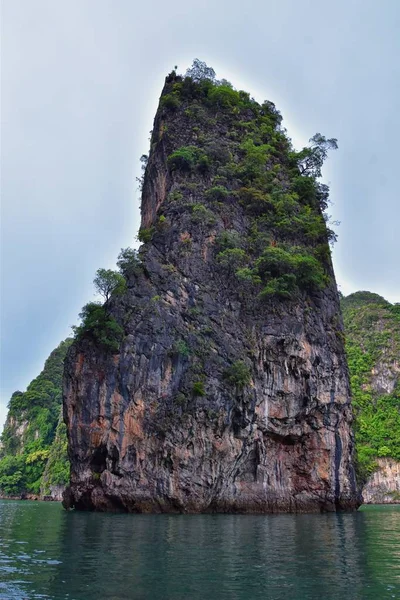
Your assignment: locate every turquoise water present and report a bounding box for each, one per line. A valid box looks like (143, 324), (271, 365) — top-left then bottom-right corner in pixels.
(0, 501), (399, 600)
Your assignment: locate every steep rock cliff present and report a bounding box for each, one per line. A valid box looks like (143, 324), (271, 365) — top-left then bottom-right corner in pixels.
(362, 458), (400, 503)
(341, 292), (400, 502)
(63, 69), (360, 513)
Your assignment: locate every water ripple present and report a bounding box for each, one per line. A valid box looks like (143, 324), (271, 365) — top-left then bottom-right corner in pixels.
(0, 501), (399, 600)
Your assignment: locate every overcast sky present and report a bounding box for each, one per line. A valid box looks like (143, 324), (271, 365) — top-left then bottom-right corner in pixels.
(1, 0), (399, 430)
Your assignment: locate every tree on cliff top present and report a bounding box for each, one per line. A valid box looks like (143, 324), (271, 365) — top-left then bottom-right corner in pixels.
(296, 133), (338, 179)
(72, 268), (126, 353)
(185, 59), (216, 82)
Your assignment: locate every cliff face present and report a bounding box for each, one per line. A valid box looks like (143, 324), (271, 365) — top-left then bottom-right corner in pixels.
(63, 71), (360, 513)
(362, 458), (400, 503)
(341, 292), (400, 502)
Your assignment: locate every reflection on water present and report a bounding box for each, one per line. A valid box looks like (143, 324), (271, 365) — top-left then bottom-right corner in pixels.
(0, 501), (399, 600)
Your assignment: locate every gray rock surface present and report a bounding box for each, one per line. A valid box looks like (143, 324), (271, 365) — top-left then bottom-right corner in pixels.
(363, 458), (400, 503)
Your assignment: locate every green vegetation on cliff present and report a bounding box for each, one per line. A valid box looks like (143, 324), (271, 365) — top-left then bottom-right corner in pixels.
(40, 413), (70, 496)
(70, 60), (339, 362)
(156, 60), (337, 301)
(0, 339), (72, 496)
(72, 266), (128, 353)
(341, 292), (400, 482)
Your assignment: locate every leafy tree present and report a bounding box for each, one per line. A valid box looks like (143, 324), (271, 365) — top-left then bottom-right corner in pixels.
(215, 230), (242, 251)
(205, 186), (229, 201)
(94, 268), (126, 303)
(161, 93), (180, 110)
(0, 455), (25, 495)
(295, 134), (338, 179)
(73, 267), (126, 352)
(137, 227), (155, 243)
(73, 302), (124, 353)
(224, 361), (251, 389)
(239, 187), (274, 216)
(238, 140), (273, 184)
(261, 100), (283, 128)
(208, 85), (242, 108)
(255, 246), (326, 297)
(259, 274), (297, 299)
(185, 59), (216, 82)
(117, 247), (141, 278)
(216, 248), (247, 272)
(167, 146), (209, 174)
(235, 267), (262, 285)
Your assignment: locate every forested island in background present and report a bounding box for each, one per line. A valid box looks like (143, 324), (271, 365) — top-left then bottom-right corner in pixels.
(341, 291), (400, 503)
(0, 339), (72, 500)
(0, 292), (398, 504)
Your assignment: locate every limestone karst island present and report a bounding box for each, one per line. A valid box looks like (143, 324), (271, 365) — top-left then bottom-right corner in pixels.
(1, 63), (399, 514)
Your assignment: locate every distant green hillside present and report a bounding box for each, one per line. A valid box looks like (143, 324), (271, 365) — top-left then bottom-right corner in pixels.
(341, 292), (400, 482)
(0, 339), (72, 496)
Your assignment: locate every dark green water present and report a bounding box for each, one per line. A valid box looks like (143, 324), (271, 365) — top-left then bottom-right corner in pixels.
(0, 501), (399, 600)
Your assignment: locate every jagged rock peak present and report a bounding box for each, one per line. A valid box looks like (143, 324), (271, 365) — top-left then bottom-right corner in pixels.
(63, 65), (361, 513)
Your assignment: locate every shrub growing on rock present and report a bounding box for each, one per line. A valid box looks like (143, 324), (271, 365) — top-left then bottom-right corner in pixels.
(161, 93), (180, 110)
(224, 361), (252, 389)
(205, 186), (229, 201)
(167, 146), (209, 174)
(117, 248), (141, 278)
(138, 227), (155, 243)
(192, 381), (206, 396)
(73, 303), (124, 353)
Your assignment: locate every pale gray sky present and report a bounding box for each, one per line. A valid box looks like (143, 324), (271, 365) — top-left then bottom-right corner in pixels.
(1, 0), (399, 430)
